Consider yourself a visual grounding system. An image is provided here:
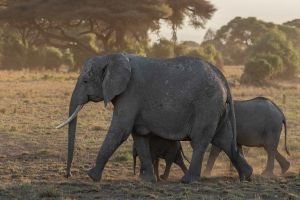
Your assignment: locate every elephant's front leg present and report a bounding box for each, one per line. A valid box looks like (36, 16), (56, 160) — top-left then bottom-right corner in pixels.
(132, 134), (156, 182)
(181, 141), (210, 183)
(88, 110), (134, 182)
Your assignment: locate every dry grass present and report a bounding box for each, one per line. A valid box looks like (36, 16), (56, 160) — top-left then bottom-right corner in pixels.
(0, 67), (299, 200)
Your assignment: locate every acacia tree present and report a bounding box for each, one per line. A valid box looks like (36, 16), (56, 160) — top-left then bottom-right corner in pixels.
(0, 0), (215, 52)
(0, 0), (168, 53)
(165, 0), (215, 55)
(206, 17), (277, 65)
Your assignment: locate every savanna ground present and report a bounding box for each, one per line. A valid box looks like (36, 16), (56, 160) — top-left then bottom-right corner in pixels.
(0, 66), (299, 200)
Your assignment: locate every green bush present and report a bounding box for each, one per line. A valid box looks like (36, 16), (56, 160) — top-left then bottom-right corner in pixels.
(148, 39), (174, 58)
(174, 43), (189, 56)
(62, 49), (75, 67)
(0, 34), (26, 69)
(43, 47), (64, 71)
(242, 53), (283, 83)
(26, 46), (45, 70)
(184, 44), (223, 67)
(247, 29), (300, 78)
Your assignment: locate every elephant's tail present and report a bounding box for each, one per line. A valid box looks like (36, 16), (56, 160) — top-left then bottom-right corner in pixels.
(270, 98), (290, 156)
(207, 62), (238, 162)
(228, 94), (238, 160)
(283, 118), (290, 156)
(259, 97), (290, 156)
(180, 143), (190, 164)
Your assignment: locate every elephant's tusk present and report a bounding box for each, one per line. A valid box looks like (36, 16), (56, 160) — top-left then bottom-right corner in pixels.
(56, 105), (83, 129)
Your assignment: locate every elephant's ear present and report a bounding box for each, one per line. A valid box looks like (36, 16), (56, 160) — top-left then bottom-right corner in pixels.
(102, 54), (131, 106)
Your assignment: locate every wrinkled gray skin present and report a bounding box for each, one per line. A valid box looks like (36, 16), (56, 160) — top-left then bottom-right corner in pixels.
(204, 97), (290, 176)
(132, 135), (188, 181)
(58, 53), (252, 183)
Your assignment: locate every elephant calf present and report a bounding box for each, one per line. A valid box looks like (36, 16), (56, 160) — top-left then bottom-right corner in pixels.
(133, 135), (188, 181)
(204, 97), (290, 176)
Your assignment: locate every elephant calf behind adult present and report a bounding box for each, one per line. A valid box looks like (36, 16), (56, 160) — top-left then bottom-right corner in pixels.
(57, 53), (252, 183)
(133, 135), (188, 181)
(204, 97), (290, 176)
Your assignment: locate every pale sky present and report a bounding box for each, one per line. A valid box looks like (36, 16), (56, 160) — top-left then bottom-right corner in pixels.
(152, 0), (300, 43)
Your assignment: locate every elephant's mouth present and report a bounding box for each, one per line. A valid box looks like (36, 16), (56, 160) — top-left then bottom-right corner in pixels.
(88, 95), (103, 102)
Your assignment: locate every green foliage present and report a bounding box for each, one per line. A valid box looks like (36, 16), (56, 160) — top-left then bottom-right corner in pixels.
(148, 39), (175, 58)
(204, 17), (300, 69)
(0, 33), (26, 69)
(0, 31), (72, 70)
(26, 46), (44, 70)
(71, 48), (96, 71)
(80, 34), (99, 53)
(184, 44), (223, 67)
(206, 17), (300, 66)
(210, 17), (276, 65)
(283, 19), (300, 28)
(62, 49), (75, 67)
(148, 39), (223, 68)
(0, 0), (216, 65)
(246, 30), (300, 79)
(174, 43), (189, 57)
(43, 47), (64, 71)
(242, 53), (283, 83)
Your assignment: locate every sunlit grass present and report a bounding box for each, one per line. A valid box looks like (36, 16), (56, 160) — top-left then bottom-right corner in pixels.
(0, 67), (299, 199)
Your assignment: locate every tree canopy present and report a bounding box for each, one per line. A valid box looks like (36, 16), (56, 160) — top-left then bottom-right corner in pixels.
(0, 0), (216, 69)
(204, 17), (300, 67)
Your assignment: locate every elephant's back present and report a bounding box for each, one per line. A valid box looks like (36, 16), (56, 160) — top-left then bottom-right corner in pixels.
(234, 98), (284, 146)
(130, 56), (226, 99)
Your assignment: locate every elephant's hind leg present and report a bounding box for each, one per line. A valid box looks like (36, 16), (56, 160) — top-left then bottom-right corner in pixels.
(261, 147), (275, 176)
(203, 145), (221, 176)
(275, 150), (290, 174)
(229, 145), (244, 172)
(212, 122), (252, 181)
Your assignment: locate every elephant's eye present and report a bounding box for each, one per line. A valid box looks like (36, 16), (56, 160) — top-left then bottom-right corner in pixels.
(83, 80), (88, 84)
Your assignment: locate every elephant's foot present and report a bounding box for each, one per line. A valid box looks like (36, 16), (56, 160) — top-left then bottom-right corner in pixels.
(261, 170), (275, 177)
(281, 162), (290, 174)
(160, 174), (168, 180)
(236, 157), (253, 182)
(181, 172), (200, 184)
(87, 167), (102, 182)
(139, 173), (156, 183)
(239, 165), (253, 181)
(65, 171), (72, 178)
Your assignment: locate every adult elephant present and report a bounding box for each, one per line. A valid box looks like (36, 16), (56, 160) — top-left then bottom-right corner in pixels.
(56, 53), (252, 183)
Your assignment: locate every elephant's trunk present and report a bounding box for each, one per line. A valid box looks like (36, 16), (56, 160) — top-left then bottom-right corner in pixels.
(65, 91), (81, 177)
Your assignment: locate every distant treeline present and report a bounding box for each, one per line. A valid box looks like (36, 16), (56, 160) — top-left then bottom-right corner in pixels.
(0, 1), (299, 83)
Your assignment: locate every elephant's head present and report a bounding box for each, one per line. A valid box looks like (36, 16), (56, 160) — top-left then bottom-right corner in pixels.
(56, 53), (131, 177)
